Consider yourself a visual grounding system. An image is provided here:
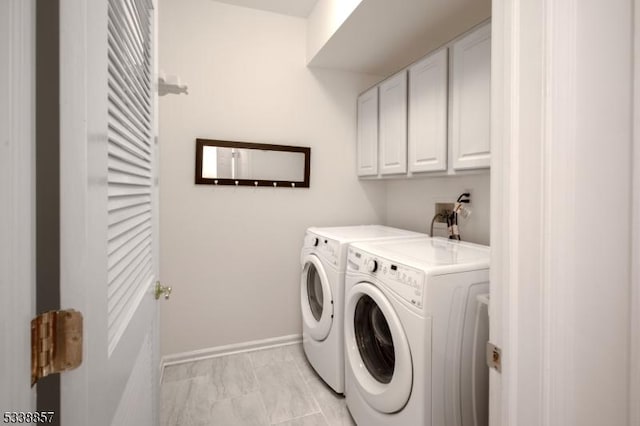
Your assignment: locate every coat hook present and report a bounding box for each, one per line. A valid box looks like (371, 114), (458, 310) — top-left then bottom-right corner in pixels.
(291, 182), (295, 188)
(273, 182), (277, 187)
(214, 180), (218, 185)
(235, 180), (239, 186)
(254, 181), (258, 187)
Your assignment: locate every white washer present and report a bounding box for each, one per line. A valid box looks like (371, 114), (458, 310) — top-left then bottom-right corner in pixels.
(344, 237), (490, 426)
(300, 225), (425, 394)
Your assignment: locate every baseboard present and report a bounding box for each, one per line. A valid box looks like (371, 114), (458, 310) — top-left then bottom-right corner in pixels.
(160, 334), (302, 382)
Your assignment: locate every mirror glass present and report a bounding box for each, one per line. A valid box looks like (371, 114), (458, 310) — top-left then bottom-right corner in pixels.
(196, 139), (311, 187)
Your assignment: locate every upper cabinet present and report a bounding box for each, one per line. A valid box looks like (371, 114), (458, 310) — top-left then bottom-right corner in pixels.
(379, 71), (408, 175)
(356, 22), (491, 179)
(408, 48), (448, 173)
(356, 86), (379, 177)
(451, 24), (491, 170)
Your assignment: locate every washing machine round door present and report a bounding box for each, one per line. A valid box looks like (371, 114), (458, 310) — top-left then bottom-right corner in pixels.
(300, 254), (333, 341)
(345, 282), (412, 413)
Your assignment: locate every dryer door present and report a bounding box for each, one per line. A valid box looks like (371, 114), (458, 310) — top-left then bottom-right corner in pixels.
(300, 254), (334, 341)
(345, 282), (412, 413)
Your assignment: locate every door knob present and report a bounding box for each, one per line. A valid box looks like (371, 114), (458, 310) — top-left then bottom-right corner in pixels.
(154, 282), (172, 300)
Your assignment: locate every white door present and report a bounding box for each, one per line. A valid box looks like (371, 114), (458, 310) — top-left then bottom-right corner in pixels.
(356, 86), (379, 177)
(59, 0), (160, 425)
(408, 48), (448, 173)
(0, 0), (36, 417)
(379, 71), (408, 175)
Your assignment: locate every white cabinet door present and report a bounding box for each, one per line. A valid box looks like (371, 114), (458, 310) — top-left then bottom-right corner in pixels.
(357, 86), (379, 176)
(451, 23), (491, 170)
(408, 48), (448, 173)
(379, 71), (408, 175)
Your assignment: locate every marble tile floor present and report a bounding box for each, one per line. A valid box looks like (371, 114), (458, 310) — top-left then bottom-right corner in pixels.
(161, 343), (356, 426)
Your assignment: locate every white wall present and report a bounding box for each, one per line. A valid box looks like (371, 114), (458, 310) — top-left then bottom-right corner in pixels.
(158, 0), (384, 356)
(385, 172), (490, 245)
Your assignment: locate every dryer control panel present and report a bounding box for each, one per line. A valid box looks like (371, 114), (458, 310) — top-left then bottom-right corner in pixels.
(348, 248), (425, 309)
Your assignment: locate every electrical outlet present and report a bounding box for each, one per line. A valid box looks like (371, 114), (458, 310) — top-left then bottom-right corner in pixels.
(462, 189), (472, 204)
(434, 203), (454, 223)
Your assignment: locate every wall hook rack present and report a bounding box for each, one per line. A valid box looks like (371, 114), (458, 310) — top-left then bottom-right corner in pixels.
(158, 71), (188, 96)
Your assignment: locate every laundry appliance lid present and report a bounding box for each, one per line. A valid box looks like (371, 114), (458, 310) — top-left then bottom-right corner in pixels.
(351, 237), (490, 276)
(307, 225), (424, 243)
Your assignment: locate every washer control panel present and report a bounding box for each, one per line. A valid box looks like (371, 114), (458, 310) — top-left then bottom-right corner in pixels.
(307, 234), (339, 266)
(348, 248), (425, 308)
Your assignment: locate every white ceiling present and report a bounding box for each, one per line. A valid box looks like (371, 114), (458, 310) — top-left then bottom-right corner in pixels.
(213, 0), (319, 18)
(308, 0), (492, 76)
(210, 0), (491, 76)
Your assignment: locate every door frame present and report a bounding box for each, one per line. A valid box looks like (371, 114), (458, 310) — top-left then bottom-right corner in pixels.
(491, 0), (635, 425)
(631, 0), (640, 422)
(0, 0), (36, 413)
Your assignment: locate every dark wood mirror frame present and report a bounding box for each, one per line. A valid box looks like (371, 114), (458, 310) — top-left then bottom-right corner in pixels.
(195, 139), (311, 188)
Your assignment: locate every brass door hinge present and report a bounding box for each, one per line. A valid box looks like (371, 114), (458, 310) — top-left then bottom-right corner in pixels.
(31, 310), (83, 386)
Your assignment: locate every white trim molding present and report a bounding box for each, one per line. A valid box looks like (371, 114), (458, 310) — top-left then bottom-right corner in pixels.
(490, 0), (548, 424)
(492, 0), (633, 425)
(161, 334), (303, 370)
(631, 0), (640, 422)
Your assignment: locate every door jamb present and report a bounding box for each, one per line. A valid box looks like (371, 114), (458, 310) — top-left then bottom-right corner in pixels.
(631, 0), (640, 422)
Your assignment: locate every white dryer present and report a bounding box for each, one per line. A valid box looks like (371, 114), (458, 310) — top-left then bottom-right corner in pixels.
(344, 237), (490, 426)
(300, 225), (425, 394)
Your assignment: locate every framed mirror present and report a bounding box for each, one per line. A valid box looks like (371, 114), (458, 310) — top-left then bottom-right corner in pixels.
(195, 139), (311, 188)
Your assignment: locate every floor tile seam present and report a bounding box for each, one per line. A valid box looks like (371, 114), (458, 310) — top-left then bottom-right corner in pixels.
(269, 410), (324, 426)
(247, 350), (273, 425)
(208, 390), (271, 426)
(163, 375), (257, 409)
(252, 356), (323, 424)
(194, 389), (261, 407)
(297, 368), (324, 420)
(161, 372), (211, 384)
(252, 359), (305, 377)
(316, 405), (332, 426)
(305, 377), (355, 426)
(284, 346), (331, 422)
(288, 346), (306, 380)
(287, 345), (318, 386)
(221, 352), (262, 399)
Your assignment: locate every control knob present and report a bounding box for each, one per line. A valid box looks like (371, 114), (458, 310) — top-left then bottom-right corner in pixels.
(367, 259), (378, 273)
